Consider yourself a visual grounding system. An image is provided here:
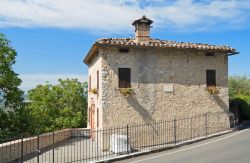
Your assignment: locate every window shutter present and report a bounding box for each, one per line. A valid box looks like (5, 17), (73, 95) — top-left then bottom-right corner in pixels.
(118, 68), (131, 88)
(97, 70), (99, 90)
(89, 75), (91, 92)
(206, 70), (216, 86)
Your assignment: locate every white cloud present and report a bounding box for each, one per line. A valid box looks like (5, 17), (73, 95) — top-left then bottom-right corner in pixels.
(19, 74), (87, 91)
(0, 0), (250, 32)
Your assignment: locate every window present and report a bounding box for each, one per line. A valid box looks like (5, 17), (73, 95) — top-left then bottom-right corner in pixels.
(97, 70), (99, 90)
(206, 52), (215, 57)
(119, 47), (130, 53)
(89, 75), (91, 92)
(206, 70), (216, 87)
(118, 68), (131, 88)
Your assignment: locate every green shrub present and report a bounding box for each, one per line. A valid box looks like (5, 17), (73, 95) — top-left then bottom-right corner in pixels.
(234, 95), (250, 119)
(229, 76), (250, 99)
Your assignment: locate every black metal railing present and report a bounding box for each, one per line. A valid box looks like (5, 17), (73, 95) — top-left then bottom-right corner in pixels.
(0, 112), (234, 163)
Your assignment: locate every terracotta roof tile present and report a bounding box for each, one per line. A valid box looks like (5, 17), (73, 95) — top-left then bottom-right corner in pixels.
(94, 38), (236, 53)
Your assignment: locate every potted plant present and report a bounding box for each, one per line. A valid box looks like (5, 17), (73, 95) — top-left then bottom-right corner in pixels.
(90, 88), (98, 94)
(207, 86), (220, 94)
(119, 88), (134, 97)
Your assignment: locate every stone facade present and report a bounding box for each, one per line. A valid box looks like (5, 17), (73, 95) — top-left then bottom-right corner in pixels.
(86, 45), (230, 129)
(99, 46), (229, 128)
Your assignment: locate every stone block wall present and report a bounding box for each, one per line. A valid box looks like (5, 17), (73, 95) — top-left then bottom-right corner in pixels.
(98, 46), (229, 128)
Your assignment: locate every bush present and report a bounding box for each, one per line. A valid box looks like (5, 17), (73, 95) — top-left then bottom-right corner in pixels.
(233, 95), (250, 119)
(229, 76), (250, 99)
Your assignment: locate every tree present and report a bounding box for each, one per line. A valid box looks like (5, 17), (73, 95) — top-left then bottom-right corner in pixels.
(229, 76), (250, 99)
(0, 33), (25, 138)
(83, 81), (88, 97)
(229, 76), (250, 120)
(27, 79), (87, 134)
(0, 33), (23, 109)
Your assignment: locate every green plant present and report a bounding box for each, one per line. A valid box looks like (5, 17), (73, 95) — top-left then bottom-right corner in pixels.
(27, 79), (87, 134)
(233, 95), (250, 119)
(119, 88), (134, 96)
(207, 86), (220, 94)
(229, 76), (250, 99)
(90, 88), (98, 94)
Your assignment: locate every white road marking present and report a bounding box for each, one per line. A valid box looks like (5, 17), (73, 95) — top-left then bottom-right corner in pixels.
(129, 129), (249, 163)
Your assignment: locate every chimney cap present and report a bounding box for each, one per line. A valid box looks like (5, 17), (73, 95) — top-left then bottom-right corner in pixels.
(132, 15), (153, 26)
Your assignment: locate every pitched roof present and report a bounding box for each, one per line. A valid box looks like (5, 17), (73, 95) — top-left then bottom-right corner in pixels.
(84, 38), (238, 64)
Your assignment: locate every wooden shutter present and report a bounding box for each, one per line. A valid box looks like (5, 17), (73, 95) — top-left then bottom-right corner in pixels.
(118, 68), (131, 88)
(206, 70), (216, 86)
(97, 70), (99, 90)
(89, 75), (91, 92)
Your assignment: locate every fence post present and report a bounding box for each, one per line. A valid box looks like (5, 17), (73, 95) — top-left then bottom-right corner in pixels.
(53, 132), (55, 163)
(190, 117), (192, 140)
(174, 119), (177, 145)
(37, 134), (39, 163)
(205, 113), (208, 137)
(127, 124), (129, 154)
(21, 136), (23, 163)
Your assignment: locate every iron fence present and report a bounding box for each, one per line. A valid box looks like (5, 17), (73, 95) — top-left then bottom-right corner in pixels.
(0, 112), (234, 163)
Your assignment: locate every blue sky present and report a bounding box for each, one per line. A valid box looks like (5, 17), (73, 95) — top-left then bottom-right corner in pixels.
(0, 0), (250, 91)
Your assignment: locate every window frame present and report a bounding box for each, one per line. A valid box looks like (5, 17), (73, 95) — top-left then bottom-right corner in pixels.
(88, 75), (91, 92)
(206, 69), (216, 87)
(118, 68), (131, 88)
(97, 70), (99, 90)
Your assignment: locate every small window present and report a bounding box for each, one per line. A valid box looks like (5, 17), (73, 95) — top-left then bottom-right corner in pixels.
(206, 70), (216, 87)
(97, 70), (99, 90)
(119, 47), (130, 53)
(118, 68), (131, 88)
(88, 75), (91, 92)
(206, 52), (215, 57)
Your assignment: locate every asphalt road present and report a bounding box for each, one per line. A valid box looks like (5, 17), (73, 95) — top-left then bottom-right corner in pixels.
(117, 128), (250, 163)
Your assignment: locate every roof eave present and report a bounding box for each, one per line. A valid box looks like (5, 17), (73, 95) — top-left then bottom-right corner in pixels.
(228, 51), (239, 56)
(92, 42), (237, 54)
(83, 44), (98, 65)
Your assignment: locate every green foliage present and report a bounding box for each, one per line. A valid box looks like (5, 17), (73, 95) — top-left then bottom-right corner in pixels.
(83, 81), (88, 97)
(0, 33), (23, 109)
(229, 76), (250, 120)
(0, 33), (25, 139)
(0, 33), (88, 139)
(233, 95), (250, 119)
(229, 76), (250, 99)
(27, 79), (87, 134)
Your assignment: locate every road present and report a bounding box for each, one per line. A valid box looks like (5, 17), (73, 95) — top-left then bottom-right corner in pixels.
(117, 127), (250, 163)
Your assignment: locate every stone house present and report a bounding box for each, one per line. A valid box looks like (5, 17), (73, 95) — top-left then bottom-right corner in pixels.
(83, 16), (238, 131)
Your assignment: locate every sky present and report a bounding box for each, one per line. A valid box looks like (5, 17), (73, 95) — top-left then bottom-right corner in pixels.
(0, 0), (250, 91)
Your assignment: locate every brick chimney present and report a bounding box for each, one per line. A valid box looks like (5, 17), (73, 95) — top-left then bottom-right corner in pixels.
(132, 15), (153, 43)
